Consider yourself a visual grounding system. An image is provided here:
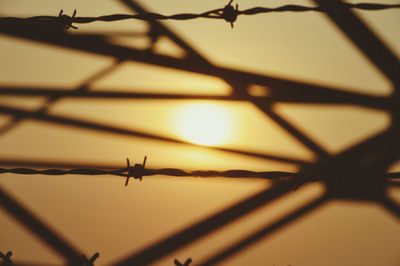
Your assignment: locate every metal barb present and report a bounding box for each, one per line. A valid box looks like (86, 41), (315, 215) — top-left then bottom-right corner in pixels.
(174, 257), (192, 266)
(222, 0), (239, 28)
(82, 252), (99, 266)
(125, 156), (147, 187)
(58, 9), (78, 29)
(0, 251), (13, 266)
(125, 158), (131, 187)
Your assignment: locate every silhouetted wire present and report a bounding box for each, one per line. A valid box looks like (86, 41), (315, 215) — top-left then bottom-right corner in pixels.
(0, 2), (399, 29)
(0, 166), (399, 180)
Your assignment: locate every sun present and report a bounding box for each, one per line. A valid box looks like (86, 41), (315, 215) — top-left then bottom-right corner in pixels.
(177, 102), (232, 146)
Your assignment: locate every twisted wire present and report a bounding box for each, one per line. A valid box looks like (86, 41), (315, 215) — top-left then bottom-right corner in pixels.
(1, 166), (399, 180)
(0, 2), (399, 29)
(239, 3), (400, 15)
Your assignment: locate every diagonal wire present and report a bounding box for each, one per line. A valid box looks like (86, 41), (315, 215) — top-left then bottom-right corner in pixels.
(201, 194), (329, 265)
(117, 0), (330, 158)
(0, 86), (393, 109)
(0, 186), (83, 264)
(379, 195), (400, 220)
(253, 100), (329, 158)
(313, 0), (400, 91)
(118, 0), (329, 159)
(117, 0), (328, 160)
(0, 103), (310, 166)
(1, 20), (388, 112)
(114, 183), (293, 266)
(0, 60), (123, 137)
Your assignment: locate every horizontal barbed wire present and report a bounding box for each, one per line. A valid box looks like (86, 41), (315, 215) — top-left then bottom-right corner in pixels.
(0, 2), (399, 29)
(1, 166), (399, 180)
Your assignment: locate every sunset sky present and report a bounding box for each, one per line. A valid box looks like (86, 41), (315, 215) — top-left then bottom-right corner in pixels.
(0, 0), (399, 265)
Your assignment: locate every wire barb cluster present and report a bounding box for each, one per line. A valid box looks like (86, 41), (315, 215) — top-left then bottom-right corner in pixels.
(0, 2), (399, 29)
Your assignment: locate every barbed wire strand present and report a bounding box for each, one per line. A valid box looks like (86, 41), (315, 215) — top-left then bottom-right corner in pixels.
(1, 158), (399, 183)
(0, 2), (399, 29)
(1, 166), (399, 178)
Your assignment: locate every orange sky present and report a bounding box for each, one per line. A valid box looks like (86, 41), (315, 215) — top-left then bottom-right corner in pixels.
(0, 1), (399, 265)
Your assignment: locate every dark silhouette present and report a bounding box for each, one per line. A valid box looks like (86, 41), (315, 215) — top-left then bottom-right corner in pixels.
(0, 165), (398, 187)
(125, 156), (147, 186)
(57, 9), (78, 29)
(174, 258), (192, 266)
(82, 252), (99, 266)
(0, 187), (83, 265)
(0, 251), (13, 266)
(223, 0), (239, 28)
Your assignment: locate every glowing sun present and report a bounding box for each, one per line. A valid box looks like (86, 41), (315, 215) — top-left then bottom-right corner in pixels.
(177, 102), (232, 146)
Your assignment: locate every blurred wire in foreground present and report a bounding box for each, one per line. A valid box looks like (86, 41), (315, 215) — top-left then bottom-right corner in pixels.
(0, 2), (399, 29)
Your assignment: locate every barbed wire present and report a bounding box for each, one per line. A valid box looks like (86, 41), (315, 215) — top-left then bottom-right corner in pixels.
(0, 2), (399, 29)
(0, 251), (192, 266)
(1, 157), (399, 189)
(0, 251), (13, 266)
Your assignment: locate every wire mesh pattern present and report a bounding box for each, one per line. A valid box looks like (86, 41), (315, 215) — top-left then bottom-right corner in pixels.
(0, 0), (399, 265)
